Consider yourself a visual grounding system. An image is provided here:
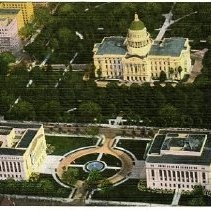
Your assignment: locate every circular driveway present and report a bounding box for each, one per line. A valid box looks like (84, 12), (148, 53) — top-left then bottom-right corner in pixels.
(56, 137), (134, 185)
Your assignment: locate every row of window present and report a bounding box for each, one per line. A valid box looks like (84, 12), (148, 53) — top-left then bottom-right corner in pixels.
(105, 65), (121, 70)
(104, 59), (121, 64)
(126, 76), (146, 81)
(125, 64), (146, 71)
(0, 161), (21, 173)
(155, 182), (204, 189)
(128, 40), (149, 48)
(0, 174), (22, 179)
(106, 71), (122, 77)
(151, 169), (207, 183)
(152, 164), (198, 170)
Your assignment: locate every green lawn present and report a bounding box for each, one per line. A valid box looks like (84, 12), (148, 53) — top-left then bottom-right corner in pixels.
(45, 135), (98, 155)
(0, 174), (70, 198)
(92, 179), (174, 204)
(70, 167), (119, 181)
(100, 154), (122, 167)
(102, 169), (119, 178)
(179, 194), (211, 206)
(74, 153), (99, 164)
(116, 139), (149, 160)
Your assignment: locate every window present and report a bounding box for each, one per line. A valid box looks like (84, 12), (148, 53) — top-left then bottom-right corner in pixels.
(151, 170), (155, 177)
(6, 162), (9, 172)
(10, 162), (13, 172)
(159, 170), (162, 179)
(2, 162), (5, 172)
(177, 171), (180, 181)
(17, 162), (21, 172)
(195, 172), (198, 180)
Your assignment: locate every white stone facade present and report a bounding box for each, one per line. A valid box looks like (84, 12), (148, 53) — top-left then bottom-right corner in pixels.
(93, 13), (191, 83)
(146, 162), (210, 191)
(0, 17), (20, 53)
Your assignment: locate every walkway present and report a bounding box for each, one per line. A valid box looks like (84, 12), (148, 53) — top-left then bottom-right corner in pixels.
(38, 155), (63, 174)
(186, 49), (208, 83)
(56, 137), (134, 185)
(171, 189), (182, 206)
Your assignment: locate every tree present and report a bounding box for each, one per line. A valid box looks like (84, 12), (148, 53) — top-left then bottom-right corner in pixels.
(188, 185), (206, 206)
(61, 167), (79, 186)
(178, 66), (183, 80)
(34, 7), (52, 26)
(38, 179), (55, 195)
(86, 170), (103, 190)
(58, 27), (77, 46)
(29, 172), (40, 182)
(19, 23), (36, 38)
(169, 68), (174, 80)
(0, 52), (15, 64)
(39, 100), (62, 122)
(158, 104), (179, 126)
(159, 70), (167, 82)
(85, 126), (99, 136)
(79, 101), (101, 122)
(99, 179), (113, 200)
(97, 68), (102, 78)
(9, 101), (36, 121)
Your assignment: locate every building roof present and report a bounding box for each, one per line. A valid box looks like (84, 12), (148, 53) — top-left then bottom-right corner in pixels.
(130, 20), (145, 30)
(17, 129), (37, 148)
(0, 147), (25, 156)
(149, 37), (187, 57)
(0, 126), (13, 135)
(0, 8), (20, 15)
(146, 130), (211, 165)
(95, 36), (127, 55)
(0, 121), (42, 129)
(0, 197), (15, 206)
(129, 13), (145, 30)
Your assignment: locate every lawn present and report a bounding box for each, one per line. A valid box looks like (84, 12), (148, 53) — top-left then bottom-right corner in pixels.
(116, 139), (149, 160)
(70, 167), (119, 181)
(100, 154), (122, 167)
(179, 194), (211, 206)
(102, 169), (120, 178)
(45, 135), (98, 155)
(74, 153), (99, 164)
(0, 174), (70, 198)
(92, 179), (174, 204)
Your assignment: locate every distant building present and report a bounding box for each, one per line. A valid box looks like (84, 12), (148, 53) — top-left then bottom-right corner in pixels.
(146, 129), (211, 191)
(0, 2), (34, 24)
(0, 8), (24, 30)
(0, 122), (47, 180)
(93, 13), (191, 83)
(0, 17), (21, 53)
(33, 2), (48, 8)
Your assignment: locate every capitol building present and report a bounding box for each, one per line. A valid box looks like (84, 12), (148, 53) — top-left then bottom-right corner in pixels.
(93, 13), (191, 83)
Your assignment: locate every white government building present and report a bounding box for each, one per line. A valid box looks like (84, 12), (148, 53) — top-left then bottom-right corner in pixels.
(146, 129), (211, 191)
(93, 13), (191, 83)
(0, 122), (47, 181)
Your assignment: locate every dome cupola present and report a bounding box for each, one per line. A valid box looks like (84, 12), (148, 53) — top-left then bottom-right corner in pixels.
(126, 13), (152, 56)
